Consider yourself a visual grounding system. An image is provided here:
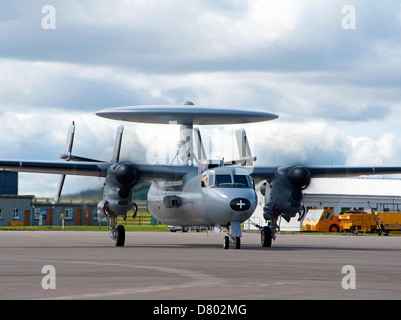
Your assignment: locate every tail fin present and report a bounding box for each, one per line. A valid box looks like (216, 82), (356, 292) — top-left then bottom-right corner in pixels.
(193, 127), (206, 162)
(111, 125), (124, 163)
(224, 128), (256, 166)
(235, 128), (255, 166)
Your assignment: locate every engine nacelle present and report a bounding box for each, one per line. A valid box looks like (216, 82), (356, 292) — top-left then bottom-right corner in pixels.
(101, 163), (138, 216)
(263, 166), (311, 222)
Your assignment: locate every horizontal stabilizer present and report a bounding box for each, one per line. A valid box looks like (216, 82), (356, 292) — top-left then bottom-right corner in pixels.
(224, 157), (257, 166)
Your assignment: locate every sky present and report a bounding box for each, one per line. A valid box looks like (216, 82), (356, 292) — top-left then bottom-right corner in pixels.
(1, 0), (401, 197)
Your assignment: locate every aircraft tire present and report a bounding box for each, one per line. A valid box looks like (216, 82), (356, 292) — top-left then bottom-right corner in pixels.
(235, 237), (241, 249)
(223, 236), (229, 249)
(115, 225), (125, 247)
(261, 227), (272, 247)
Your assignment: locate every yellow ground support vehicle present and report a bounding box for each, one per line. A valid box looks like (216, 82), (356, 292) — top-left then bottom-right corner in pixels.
(302, 209), (343, 232)
(339, 211), (401, 234)
(378, 212), (401, 233)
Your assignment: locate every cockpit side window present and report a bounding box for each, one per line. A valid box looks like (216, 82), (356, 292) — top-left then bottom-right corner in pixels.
(208, 172), (215, 187)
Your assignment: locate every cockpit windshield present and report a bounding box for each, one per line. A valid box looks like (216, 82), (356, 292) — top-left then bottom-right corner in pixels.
(216, 174), (232, 186)
(234, 174), (248, 186)
(214, 174), (253, 188)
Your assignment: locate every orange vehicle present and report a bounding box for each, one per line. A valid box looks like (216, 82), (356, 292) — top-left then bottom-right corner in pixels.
(339, 211), (401, 234)
(302, 209), (343, 232)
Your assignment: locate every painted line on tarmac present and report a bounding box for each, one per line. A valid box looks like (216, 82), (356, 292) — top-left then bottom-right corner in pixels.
(4, 258), (223, 300)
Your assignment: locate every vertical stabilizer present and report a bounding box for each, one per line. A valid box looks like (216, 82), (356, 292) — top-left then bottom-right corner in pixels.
(235, 128), (254, 166)
(178, 124), (194, 165)
(194, 127), (206, 163)
(111, 125), (124, 163)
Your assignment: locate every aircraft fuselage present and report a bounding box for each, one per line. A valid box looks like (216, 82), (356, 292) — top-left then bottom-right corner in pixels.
(148, 166), (257, 227)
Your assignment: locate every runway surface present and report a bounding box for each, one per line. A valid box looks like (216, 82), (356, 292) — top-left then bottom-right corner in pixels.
(1, 230), (401, 300)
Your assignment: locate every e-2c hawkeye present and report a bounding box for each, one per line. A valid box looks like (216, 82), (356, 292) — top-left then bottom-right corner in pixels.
(2, 101), (401, 249)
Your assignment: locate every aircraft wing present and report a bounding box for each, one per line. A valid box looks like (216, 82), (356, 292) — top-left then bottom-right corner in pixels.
(306, 166), (401, 178)
(0, 160), (109, 177)
(135, 164), (195, 180)
(0, 160), (195, 181)
(250, 165), (401, 180)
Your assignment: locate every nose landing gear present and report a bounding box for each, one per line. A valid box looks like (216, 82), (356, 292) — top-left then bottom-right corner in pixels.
(223, 221), (242, 249)
(223, 235), (241, 249)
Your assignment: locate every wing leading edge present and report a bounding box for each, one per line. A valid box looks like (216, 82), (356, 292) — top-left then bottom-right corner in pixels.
(0, 160), (195, 181)
(250, 165), (401, 180)
(307, 166), (401, 178)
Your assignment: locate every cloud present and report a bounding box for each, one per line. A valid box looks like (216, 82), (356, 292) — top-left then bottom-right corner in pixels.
(345, 133), (401, 166)
(1, 0), (401, 196)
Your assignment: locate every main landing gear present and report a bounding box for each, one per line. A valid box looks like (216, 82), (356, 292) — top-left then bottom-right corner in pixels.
(114, 225), (125, 246)
(260, 226), (272, 247)
(251, 220), (276, 248)
(109, 214), (125, 247)
(102, 202), (126, 247)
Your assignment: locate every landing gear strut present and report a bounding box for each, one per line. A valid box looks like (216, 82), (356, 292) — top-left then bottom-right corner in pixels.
(103, 202), (126, 247)
(108, 213), (125, 246)
(223, 235), (241, 249)
(223, 221), (242, 250)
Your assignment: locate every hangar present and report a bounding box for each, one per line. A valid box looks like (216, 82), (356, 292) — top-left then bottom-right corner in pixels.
(247, 178), (401, 232)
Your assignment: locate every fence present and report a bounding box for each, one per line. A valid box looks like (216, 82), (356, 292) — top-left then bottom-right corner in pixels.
(116, 200), (156, 225)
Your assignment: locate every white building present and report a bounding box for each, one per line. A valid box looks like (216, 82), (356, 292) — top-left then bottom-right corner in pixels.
(246, 178), (401, 232)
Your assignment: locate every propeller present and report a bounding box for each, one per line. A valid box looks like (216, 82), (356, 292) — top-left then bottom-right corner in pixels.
(54, 122), (125, 203)
(54, 122), (75, 203)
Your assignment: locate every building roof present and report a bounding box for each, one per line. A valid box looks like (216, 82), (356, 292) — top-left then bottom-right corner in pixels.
(305, 178), (401, 197)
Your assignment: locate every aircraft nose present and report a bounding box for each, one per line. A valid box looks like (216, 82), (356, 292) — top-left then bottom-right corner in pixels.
(230, 198), (251, 211)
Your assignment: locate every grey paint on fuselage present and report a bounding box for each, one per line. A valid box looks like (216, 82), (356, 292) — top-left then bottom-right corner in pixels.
(148, 166), (257, 227)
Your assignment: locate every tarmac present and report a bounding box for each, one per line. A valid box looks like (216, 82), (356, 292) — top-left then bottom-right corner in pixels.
(1, 230), (401, 300)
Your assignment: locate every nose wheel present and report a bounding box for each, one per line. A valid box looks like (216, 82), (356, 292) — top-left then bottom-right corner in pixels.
(223, 235), (241, 249)
(223, 221), (242, 249)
